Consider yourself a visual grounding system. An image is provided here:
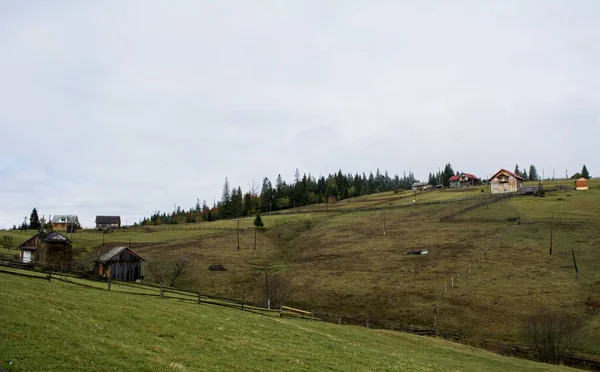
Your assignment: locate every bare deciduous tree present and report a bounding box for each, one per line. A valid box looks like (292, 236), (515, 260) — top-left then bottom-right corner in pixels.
(523, 310), (582, 364)
(148, 258), (189, 287)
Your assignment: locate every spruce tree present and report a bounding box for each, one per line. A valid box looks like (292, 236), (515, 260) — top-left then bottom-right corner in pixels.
(581, 165), (590, 179)
(529, 165), (539, 181)
(220, 178), (231, 218)
(29, 208), (40, 230)
(254, 214), (264, 228)
(514, 164), (521, 177)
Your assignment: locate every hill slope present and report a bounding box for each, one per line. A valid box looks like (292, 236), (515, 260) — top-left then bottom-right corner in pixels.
(0, 271), (576, 371)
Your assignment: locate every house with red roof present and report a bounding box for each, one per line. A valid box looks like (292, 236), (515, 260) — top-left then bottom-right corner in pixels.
(449, 173), (481, 188)
(489, 169), (525, 194)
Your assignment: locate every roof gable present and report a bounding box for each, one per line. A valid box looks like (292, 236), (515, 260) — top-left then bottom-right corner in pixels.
(489, 169), (524, 181)
(96, 246), (144, 263)
(18, 231), (71, 249)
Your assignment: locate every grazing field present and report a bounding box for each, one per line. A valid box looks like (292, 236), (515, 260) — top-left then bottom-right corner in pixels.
(3, 182), (600, 360)
(0, 270), (577, 371)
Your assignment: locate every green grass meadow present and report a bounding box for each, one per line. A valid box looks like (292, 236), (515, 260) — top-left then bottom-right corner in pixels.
(0, 270), (577, 371)
(2, 180), (600, 367)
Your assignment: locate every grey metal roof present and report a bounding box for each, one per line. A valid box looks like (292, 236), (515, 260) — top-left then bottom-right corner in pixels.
(51, 215), (79, 224)
(412, 182), (430, 187)
(42, 231), (71, 243)
(96, 246), (144, 263)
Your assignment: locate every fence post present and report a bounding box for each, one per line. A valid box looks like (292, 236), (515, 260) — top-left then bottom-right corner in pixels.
(107, 277), (111, 291)
(338, 315), (342, 325)
(47, 271), (52, 282)
(160, 283), (164, 298)
(444, 282), (447, 293)
(310, 310), (314, 321)
(451, 277), (454, 287)
(241, 296), (245, 311)
(197, 292), (201, 304)
(365, 319), (370, 328)
(279, 306), (283, 318)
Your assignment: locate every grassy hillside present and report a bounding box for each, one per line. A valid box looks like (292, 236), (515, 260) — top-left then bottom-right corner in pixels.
(3, 181), (600, 359)
(0, 270), (576, 371)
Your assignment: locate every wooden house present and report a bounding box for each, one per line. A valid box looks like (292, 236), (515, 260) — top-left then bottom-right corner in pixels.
(18, 231), (73, 269)
(449, 173), (481, 188)
(489, 169), (524, 194)
(95, 216), (121, 229)
(94, 246), (144, 281)
(51, 215), (80, 231)
(412, 181), (433, 191)
(575, 178), (589, 191)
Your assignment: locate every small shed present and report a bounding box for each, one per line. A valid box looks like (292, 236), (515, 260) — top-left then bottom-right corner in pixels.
(95, 216), (121, 229)
(412, 182), (433, 191)
(575, 178), (589, 191)
(18, 231), (73, 269)
(95, 246), (144, 281)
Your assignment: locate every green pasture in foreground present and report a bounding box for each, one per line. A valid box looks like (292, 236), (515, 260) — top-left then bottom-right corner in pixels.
(0, 270), (575, 372)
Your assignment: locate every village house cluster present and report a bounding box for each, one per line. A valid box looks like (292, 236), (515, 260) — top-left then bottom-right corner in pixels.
(16, 214), (146, 282)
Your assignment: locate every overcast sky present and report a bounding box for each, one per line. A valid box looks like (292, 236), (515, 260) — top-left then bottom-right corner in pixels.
(1, 1), (598, 228)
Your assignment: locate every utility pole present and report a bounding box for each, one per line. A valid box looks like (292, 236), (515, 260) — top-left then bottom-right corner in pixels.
(549, 215), (553, 258)
(264, 266), (270, 309)
(571, 248), (579, 281)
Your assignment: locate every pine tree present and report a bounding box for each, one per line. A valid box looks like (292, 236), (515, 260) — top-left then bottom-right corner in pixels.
(514, 164), (521, 177)
(29, 208), (40, 230)
(581, 165), (590, 179)
(522, 169), (528, 180)
(529, 165), (539, 181)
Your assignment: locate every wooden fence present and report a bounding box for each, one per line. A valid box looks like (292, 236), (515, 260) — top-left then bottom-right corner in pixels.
(2, 263), (599, 370)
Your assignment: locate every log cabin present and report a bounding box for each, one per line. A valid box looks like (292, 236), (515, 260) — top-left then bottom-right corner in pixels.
(18, 231), (73, 269)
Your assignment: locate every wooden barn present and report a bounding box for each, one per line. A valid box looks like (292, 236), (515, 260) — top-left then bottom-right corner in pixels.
(489, 169), (524, 194)
(18, 231), (73, 269)
(575, 178), (589, 190)
(94, 246), (144, 281)
(95, 215), (121, 229)
(412, 181), (433, 191)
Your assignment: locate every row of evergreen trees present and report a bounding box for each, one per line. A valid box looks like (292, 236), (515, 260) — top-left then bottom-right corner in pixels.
(139, 163), (592, 226)
(514, 164), (539, 181)
(140, 168), (418, 225)
(514, 164), (591, 181)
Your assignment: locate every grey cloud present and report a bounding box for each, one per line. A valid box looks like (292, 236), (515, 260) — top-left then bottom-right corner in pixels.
(1, 1), (598, 228)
